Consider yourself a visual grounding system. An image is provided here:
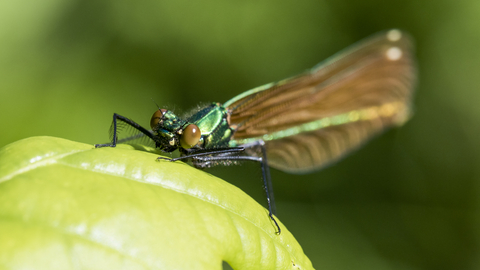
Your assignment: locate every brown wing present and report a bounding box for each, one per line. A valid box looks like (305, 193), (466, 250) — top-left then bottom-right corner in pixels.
(224, 29), (416, 174)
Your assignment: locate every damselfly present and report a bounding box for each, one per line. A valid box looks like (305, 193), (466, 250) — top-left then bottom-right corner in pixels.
(96, 29), (416, 234)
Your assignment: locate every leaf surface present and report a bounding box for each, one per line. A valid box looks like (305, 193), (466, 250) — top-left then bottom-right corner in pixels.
(0, 137), (313, 270)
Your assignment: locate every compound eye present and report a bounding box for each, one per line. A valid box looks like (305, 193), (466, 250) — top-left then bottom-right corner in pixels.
(180, 124), (201, 149)
(150, 109), (168, 130)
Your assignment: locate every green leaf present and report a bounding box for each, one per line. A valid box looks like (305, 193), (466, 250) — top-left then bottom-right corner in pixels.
(0, 137), (314, 270)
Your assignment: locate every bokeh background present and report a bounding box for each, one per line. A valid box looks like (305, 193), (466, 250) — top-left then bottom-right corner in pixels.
(1, 1), (479, 269)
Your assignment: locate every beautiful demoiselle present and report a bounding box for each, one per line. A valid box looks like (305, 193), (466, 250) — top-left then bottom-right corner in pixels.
(96, 29), (416, 234)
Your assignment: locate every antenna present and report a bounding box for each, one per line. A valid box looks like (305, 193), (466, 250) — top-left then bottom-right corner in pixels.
(151, 98), (161, 110)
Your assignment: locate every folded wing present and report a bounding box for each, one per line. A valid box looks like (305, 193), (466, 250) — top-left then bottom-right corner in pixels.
(225, 29), (416, 173)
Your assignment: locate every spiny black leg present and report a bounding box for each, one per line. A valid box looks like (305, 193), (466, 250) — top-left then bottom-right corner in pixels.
(95, 113), (157, 148)
(156, 147), (245, 162)
(256, 141), (278, 234)
(230, 140), (278, 231)
(95, 113), (119, 148)
(189, 153), (281, 235)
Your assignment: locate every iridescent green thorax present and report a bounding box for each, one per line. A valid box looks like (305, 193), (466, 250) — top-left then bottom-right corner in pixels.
(154, 103), (234, 152)
(187, 103), (233, 149)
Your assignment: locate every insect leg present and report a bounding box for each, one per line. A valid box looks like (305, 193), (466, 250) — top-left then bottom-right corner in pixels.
(158, 143), (280, 233)
(227, 140), (276, 216)
(243, 140), (278, 233)
(257, 140), (276, 218)
(192, 146), (281, 235)
(95, 113), (157, 148)
(156, 147), (245, 161)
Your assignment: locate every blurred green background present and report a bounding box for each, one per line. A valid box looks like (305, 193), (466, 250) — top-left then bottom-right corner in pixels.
(1, 0), (479, 269)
